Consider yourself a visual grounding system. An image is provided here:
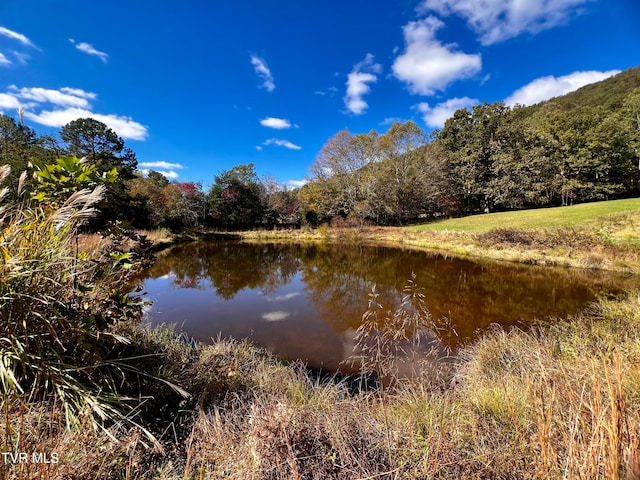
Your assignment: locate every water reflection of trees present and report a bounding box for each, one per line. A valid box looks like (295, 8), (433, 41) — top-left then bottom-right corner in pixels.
(135, 241), (640, 351)
(136, 242), (301, 298)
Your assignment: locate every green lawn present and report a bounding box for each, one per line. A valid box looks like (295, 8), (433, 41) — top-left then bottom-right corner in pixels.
(411, 198), (640, 232)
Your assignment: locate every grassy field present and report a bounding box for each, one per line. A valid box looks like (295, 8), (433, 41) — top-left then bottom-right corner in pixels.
(239, 198), (640, 272)
(411, 197), (640, 232)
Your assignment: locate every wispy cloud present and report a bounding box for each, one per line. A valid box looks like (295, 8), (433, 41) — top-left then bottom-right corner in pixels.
(9, 51), (30, 65)
(505, 70), (620, 106)
(69, 39), (109, 63)
(139, 161), (185, 170)
(260, 117), (292, 129)
(314, 86), (339, 97)
(0, 53), (10, 66)
(251, 55), (275, 92)
(392, 16), (481, 96)
(381, 117), (405, 126)
(344, 53), (382, 115)
(263, 138), (302, 150)
(416, 97), (478, 128)
(0, 26), (36, 48)
(418, 0), (592, 45)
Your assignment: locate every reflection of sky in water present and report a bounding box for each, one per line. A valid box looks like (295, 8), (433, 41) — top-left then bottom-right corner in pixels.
(134, 241), (640, 374)
(142, 272), (350, 371)
(261, 311), (291, 321)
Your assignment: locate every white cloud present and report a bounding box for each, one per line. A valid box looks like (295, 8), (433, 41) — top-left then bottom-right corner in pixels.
(392, 16), (482, 96)
(139, 161), (185, 170)
(0, 27), (36, 48)
(344, 53), (382, 115)
(9, 86), (95, 108)
(0, 53), (10, 66)
(70, 39), (109, 63)
(24, 107), (147, 140)
(345, 73), (377, 114)
(419, 0), (592, 45)
(4, 84), (147, 140)
(260, 117), (291, 129)
(263, 138), (302, 150)
(251, 55), (275, 92)
(416, 96), (478, 128)
(160, 170), (180, 180)
(0, 93), (20, 110)
(505, 70), (621, 106)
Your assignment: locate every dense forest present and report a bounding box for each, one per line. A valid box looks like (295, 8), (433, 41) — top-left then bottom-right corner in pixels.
(2, 67), (639, 231)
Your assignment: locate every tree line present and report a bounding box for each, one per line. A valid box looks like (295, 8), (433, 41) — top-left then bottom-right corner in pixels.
(2, 68), (639, 231)
(302, 73), (640, 225)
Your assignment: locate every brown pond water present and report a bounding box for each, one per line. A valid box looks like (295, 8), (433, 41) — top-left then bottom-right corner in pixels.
(131, 241), (640, 374)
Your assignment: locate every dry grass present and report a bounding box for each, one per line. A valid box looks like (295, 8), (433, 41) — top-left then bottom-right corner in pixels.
(135, 228), (174, 247)
(5, 292), (640, 479)
(76, 228), (175, 258)
(238, 212), (640, 273)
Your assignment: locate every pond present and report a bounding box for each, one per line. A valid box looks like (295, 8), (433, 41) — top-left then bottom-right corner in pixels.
(131, 240), (640, 374)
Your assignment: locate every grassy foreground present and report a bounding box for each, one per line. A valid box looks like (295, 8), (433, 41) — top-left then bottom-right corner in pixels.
(4, 293), (640, 479)
(4, 198), (640, 479)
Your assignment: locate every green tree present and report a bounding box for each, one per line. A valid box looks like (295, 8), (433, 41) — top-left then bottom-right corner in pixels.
(61, 118), (137, 175)
(262, 177), (302, 227)
(612, 88), (640, 194)
(161, 181), (206, 230)
(127, 171), (168, 228)
(377, 121), (428, 223)
(208, 163), (266, 229)
(413, 139), (456, 217)
(440, 102), (509, 213)
(60, 118), (138, 225)
(128, 172), (206, 230)
(0, 115), (59, 198)
(533, 105), (611, 205)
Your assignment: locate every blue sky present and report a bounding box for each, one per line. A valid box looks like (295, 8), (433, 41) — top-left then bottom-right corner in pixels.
(0, 0), (638, 188)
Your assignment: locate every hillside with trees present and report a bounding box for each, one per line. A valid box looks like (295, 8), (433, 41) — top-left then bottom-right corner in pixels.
(302, 66), (640, 224)
(1, 66), (638, 231)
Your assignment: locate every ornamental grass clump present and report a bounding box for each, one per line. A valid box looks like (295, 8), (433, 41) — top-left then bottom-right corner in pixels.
(0, 163), (151, 440)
